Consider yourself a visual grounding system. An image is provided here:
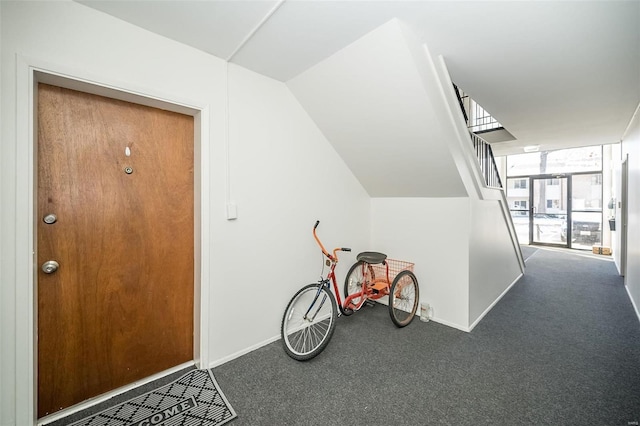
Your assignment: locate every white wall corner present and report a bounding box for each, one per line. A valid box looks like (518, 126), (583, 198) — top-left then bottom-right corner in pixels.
(371, 197), (471, 330)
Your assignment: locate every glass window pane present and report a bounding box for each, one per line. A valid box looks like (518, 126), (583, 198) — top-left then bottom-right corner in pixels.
(570, 173), (602, 250)
(570, 212), (602, 250)
(507, 146), (602, 176)
(572, 174), (603, 211)
(510, 210), (529, 244)
(506, 178), (529, 205)
(532, 178), (567, 245)
(507, 177), (530, 244)
(507, 152), (541, 176)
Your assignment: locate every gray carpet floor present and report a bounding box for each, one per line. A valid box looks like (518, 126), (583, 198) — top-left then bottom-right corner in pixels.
(520, 244), (538, 262)
(213, 248), (640, 425)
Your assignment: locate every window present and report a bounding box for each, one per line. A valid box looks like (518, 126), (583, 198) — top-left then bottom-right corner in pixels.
(573, 174), (603, 211)
(514, 179), (527, 189)
(504, 147), (606, 250)
(507, 146), (602, 176)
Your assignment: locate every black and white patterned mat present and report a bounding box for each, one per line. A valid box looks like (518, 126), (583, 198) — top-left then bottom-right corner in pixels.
(70, 369), (236, 426)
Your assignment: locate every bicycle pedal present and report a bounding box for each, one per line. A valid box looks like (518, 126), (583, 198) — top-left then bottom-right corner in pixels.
(364, 300), (376, 307)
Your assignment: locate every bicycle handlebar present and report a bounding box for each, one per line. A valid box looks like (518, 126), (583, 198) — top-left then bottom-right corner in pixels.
(312, 220), (350, 262)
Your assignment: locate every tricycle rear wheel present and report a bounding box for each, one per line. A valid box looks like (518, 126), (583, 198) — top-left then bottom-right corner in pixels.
(343, 260), (375, 311)
(388, 270), (419, 327)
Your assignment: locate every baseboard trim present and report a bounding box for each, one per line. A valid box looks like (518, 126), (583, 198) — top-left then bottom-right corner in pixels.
(626, 284), (640, 324)
(429, 317), (471, 332)
(468, 272), (524, 332)
(208, 335), (281, 369)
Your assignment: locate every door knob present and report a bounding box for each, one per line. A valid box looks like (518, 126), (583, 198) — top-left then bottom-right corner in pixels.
(42, 260), (59, 274)
(43, 213), (57, 224)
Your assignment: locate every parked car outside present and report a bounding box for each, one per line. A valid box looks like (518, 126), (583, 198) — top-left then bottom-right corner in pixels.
(561, 212), (601, 244)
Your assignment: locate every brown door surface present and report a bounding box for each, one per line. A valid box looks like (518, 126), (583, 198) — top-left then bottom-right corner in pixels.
(37, 84), (194, 418)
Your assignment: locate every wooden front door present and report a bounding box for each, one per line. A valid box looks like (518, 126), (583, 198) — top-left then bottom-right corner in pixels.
(37, 83), (194, 418)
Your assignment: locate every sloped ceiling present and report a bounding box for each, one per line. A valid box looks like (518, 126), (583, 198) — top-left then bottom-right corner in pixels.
(78, 1), (640, 156)
(287, 19), (469, 197)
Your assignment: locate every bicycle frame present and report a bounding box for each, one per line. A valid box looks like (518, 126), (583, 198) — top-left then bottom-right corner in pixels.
(312, 221), (351, 315)
(342, 262), (393, 311)
(312, 221), (391, 315)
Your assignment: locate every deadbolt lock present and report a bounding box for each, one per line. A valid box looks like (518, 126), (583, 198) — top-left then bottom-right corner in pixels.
(42, 260), (59, 274)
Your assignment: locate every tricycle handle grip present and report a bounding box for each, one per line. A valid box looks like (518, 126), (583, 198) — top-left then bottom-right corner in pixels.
(314, 220), (320, 229)
(342, 248), (351, 252)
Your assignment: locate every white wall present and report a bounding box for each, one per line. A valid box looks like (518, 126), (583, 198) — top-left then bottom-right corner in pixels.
(214, 63), (370, 361)
(621, 105), (640, 319)
(371, 198), (470, 329)
(613, 144), (623, 272)
(469, 199), (523, 326)
(0, 1), (5, 423)
(0, 2), (370, 424)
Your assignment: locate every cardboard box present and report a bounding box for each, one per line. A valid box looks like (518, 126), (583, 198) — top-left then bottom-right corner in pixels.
(592, 246), (611, 255)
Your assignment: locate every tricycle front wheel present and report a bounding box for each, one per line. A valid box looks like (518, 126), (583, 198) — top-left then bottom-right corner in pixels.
(281, 284), (337, 361)
(388, 270), (419, 327)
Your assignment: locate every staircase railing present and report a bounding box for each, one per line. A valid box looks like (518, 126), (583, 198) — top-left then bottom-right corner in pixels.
(453, 84), (502, 133)
(452, 84), (503, 189)
(453, 84), (469, 124)
(470, 132), (502, 189)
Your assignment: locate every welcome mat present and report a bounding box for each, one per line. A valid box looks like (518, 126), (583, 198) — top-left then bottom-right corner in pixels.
(70, 369), (236, 426)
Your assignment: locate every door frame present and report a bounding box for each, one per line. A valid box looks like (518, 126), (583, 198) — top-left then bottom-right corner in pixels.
(14, 56), (212, 425)
(529, 175), (570, 248)
(621, 155), (629, 278)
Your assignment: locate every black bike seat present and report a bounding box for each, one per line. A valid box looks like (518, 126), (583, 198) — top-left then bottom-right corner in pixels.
(356, 251), (387, 265)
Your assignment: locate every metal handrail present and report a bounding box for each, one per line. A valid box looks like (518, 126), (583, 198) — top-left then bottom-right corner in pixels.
(452, 84), (469, 124)
(453, 84), (502, 132)
(470, 132), (502, 189)
(452, 84), (503, 189)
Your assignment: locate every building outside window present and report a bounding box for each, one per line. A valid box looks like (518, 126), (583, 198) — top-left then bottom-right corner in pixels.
(514, 179), (527, 189)
(514, 200), (527, 209)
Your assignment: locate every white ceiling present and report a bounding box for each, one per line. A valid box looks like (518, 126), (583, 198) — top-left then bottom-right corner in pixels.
(78, 0), (640, 156)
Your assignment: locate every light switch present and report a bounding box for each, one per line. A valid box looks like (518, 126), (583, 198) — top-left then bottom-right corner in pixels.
(226, 202), (237, 220)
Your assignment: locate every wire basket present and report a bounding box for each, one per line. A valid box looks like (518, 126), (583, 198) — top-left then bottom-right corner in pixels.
(371, 258), (414, 283)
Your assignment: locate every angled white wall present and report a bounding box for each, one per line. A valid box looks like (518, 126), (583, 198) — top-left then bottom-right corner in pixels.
(287, 19), (468, 198)
(216, 63), (371, 361)
(468, 199), (523, 326)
